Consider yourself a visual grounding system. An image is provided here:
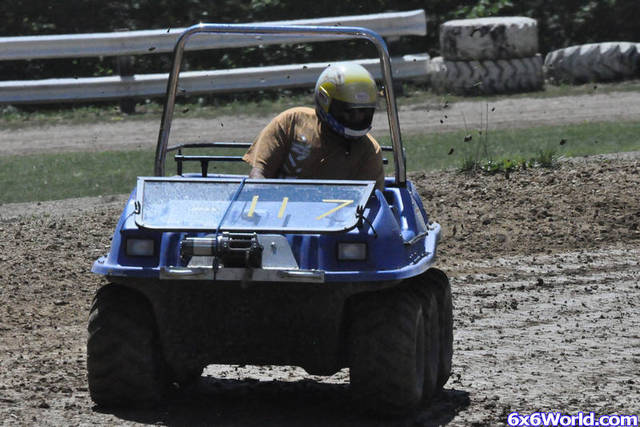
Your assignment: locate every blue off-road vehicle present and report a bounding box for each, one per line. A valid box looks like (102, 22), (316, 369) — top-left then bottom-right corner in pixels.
(88, 24), (452, 413)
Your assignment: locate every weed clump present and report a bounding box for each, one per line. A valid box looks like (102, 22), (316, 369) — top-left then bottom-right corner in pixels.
(460, 149), (560, 175)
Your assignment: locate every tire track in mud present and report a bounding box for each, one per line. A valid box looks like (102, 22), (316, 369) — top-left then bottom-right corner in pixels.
(1, 243), (637, 425)
(447, 247), (640, 424)
(170, 247), (639, 426)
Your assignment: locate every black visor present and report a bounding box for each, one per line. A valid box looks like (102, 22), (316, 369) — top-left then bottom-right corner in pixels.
(329, 99), (375, 131)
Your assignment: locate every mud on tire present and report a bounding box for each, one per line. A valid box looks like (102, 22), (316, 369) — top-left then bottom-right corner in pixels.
(87, 284), (168, 407)
(348, 287), (439, 413)
(440, 17), (539, 61)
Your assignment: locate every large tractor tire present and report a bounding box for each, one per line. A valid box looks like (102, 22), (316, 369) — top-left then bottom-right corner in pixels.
(440, 17), (538, 61)
(427, 55), (543, 95)
(544, 42), (640, 84)
(349, 287), (440, 413)
(87, 284), (168, 407)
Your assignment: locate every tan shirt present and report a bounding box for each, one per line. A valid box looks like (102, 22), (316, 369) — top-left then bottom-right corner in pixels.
(243, 107), (385, 190)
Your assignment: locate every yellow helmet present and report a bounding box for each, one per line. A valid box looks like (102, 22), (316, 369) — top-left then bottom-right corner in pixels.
(314, 63), (377, 139)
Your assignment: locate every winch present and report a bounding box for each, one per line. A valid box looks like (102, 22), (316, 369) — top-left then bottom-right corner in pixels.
(180, 232), (263, 268)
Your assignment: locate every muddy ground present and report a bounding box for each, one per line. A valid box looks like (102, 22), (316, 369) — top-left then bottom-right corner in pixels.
(1, 150), (639, 425)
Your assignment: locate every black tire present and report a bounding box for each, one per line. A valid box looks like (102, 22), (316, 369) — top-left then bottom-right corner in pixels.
(349, 287), (439, 413)
(87, 284), (168, 407)
(420, 268), (454, 390)
(427, 55), (544, 95)
(544, 42), (640, 84)
(418, 290), (440, 401)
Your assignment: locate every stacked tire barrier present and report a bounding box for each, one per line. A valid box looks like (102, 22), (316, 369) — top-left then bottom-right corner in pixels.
(427, 17), (544, 95)
(544, 42), (640, 84)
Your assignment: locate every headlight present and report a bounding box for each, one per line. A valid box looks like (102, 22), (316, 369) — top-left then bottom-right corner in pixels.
(337, 243), (367, 261)
(126, 238), (155, 256)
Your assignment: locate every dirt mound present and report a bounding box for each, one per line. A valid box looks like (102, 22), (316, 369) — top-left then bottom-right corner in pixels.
(413, 157), (640, 271)
(0, 157), (639, 425)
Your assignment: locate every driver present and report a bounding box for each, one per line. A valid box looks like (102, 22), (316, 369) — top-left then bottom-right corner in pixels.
(243, 63), (385, 190)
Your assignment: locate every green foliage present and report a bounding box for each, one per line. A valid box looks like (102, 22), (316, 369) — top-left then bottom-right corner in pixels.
(459, 156), (481, 173)
(459, 149), (558, 175)
(455, 0), (513, 18)
(533, 148), (558, 168)
(452, 119), (640, 175)
(2, 0), (639, 85)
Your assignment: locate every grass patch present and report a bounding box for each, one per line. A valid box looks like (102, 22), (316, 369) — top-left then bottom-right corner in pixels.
(0, 151), (153, 204)
(0, 149), (250, 204)
(458, 150), (560, 175)
(1, 121), (639, 204)
(394, 121), (640, 173)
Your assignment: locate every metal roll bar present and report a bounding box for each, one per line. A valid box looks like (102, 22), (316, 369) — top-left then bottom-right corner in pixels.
(155, 23), (406, 185)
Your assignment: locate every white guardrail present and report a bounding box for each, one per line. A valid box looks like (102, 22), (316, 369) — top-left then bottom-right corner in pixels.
(0, 10), (428, 104)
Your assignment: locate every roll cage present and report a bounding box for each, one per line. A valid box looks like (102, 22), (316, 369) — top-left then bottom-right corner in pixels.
(154, 23), (407, 185)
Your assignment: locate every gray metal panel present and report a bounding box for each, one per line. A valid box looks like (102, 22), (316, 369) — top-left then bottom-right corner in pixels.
(257, 235), (299, 269)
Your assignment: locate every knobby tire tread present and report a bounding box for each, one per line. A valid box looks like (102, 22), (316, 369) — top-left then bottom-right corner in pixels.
(87, 284), (168, 408)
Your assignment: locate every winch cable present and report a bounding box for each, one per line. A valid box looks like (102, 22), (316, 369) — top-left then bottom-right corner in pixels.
(212, 177), (247, 280)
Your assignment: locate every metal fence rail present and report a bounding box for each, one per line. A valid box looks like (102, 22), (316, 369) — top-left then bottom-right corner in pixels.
(0, 54), (428, 104)
(0, 10), (425, 60)
(0, 10), (428, 105)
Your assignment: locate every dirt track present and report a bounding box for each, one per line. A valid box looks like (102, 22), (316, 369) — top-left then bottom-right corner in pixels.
(2, 90), (640, 156)
(1, 143), (640, 424)
(2, 90), (640, 424)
